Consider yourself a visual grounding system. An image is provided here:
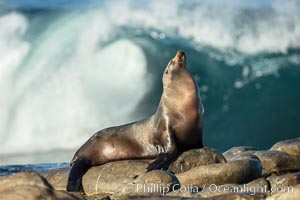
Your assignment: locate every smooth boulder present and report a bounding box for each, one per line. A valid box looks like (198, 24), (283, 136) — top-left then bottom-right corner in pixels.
(270, 138), (300, 156)
(225, 150), (300, 176)
(253, 151), (300, 176)
(198, 178), (269, 198)
(112, 170), (179, 199)
(169, 147), (226, 173)
(82, 160), (151, 196)
(267, 172), (300, 193)
(207, 193), (268, 200)
(41, 167), (70, 190)
(176, 158), (262, 188)
(0, 172), (52, 190)
(0, 172), (81, 200)
(223, 146), (258, 161)
(266, 184), (300, 200)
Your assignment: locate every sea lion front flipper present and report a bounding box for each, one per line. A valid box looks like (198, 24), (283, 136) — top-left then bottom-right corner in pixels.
(147, 130), (177, 172)
(146, 151), (178, 172)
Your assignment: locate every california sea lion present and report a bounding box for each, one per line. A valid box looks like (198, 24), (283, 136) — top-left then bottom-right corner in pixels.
(67, 50), (204, 192)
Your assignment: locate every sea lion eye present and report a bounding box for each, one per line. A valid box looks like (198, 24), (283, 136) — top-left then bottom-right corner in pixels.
(165, 70), (169, 74)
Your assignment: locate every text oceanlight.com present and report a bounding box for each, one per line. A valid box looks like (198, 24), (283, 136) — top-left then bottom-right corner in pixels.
(130, 183), (294, 195)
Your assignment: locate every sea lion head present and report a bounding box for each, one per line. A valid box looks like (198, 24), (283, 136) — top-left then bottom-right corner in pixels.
(164, 50), (186, 73)
(163, 50), (191, 88)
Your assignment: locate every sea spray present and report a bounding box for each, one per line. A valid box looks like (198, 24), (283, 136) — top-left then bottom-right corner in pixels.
(0, 0), (299, 163)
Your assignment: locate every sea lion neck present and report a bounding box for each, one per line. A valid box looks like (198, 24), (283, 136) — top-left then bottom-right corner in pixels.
(159, 51), (200, 113)
(163, 69), (195, 93)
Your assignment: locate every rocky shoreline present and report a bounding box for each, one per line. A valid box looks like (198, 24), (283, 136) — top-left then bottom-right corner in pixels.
(0, 137), (299, 200)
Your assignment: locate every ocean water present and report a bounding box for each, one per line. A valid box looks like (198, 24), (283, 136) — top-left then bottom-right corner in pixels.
(0, 0), (300, 173)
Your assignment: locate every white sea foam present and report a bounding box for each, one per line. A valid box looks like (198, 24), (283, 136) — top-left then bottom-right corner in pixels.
(0, 0), (299, 159)
(0, 11), (148, 156)
(0, 13), (31, 154)
(102, 0), (300, 54)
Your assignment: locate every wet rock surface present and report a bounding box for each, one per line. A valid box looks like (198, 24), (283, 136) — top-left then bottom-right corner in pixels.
(270, 138), (300, 156)
(0, 171), (52, 190)
(168, 147), (226, 173)
(0, 172), (82, 200)
(253, 150), (300, 176)
(41, 167), (70, 190)
(224, 149), (300, 176)
(110, 170), (180, 200)
(267, 172), (300, 192)
(266, 184), (300, 200)
(82, 160), (151, 196)
(1, 137), (300, 199)
(131, 170), (179, 190)
(223, 146), (258, 161)
(197, 178), (269, 198)
(176, 158), (262, 188)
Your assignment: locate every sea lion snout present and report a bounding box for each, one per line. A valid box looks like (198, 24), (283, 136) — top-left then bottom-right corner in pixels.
(173, 50), (186, 63)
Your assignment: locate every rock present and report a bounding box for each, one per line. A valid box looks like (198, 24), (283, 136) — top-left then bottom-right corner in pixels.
(225, 150), (300, 176)
(82, 160), (151, 196)
(198, 178), (269, 198)
(176, 158), (262, 188)
(168, 192), (266, 200)
(169, 147), (226, 173)
(0, 186), (83, 200)
(253, 151), (300, 176)
(111, 196), (193, 200)
(134, 170), (175, 185)
(200, 184), (244, 197)
(41, 167), (70, 190)
(166, 190), (196, 198)
(266, 184), (300, 200)
(111, 170), (179, 199)
(227, 153), (260, 163)
(270, 138), (300, 156)
(0, 172), (53, 191)
(109, 193), (266, 200)
(0, 172), (82, 200)
(246, 178), (270, 194)
(168, 193), (266, 200)
(206, 193), (267, 200)
(223, 146), (258, 161)
(267, 172), (300, 193)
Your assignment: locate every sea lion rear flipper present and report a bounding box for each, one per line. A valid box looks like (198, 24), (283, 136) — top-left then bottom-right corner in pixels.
(67, 159), (90, 192)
